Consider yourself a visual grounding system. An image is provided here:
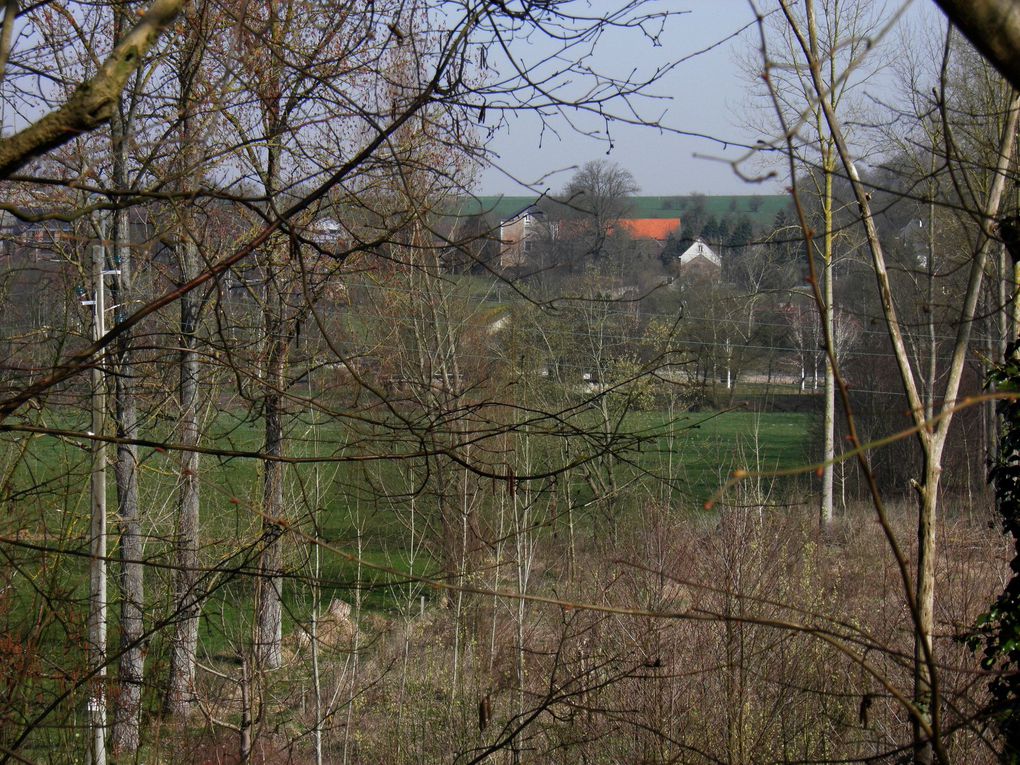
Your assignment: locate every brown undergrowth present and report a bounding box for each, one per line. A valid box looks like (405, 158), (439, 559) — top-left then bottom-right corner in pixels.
(157, 498), (1007, 764)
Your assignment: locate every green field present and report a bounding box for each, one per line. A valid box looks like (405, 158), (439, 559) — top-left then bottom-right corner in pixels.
(4, 406), (813, 530)
(622, 409), (811, 502)
(1, 407), (812, 650)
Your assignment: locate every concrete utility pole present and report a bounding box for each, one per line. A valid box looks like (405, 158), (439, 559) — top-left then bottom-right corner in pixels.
(84, 242), (108, 765)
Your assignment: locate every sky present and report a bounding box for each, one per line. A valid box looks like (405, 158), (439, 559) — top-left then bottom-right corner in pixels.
(476, 0), (934, 198)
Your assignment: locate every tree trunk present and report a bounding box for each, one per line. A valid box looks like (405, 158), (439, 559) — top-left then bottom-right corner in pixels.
(109, 104), (143, 756)
(932, 0), (1020, 93)
(1013, 262), (1020, 341)
(255, 307), (286, 670)
(821, 152), (835, 529)
(913, 445), (943, 765)
(253, 52), (286, 667)
(164, 12), (206, 719)
(165, 236), (202, 715)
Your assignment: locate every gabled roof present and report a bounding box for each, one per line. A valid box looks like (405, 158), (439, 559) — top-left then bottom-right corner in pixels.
(678, 239), (720, 267)
(501, 203), (544, 225)
(616, 218), (680, 241)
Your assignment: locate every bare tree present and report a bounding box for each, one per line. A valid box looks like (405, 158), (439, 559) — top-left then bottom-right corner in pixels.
(164, 0), (216, 719)
(764, 5), (1020, 760)
(554, 159), (639, 267)
(562, 160), (639, 226)
(754, 0), (885, 528)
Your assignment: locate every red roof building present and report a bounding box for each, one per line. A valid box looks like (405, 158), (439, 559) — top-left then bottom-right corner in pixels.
(615, 218), (681, 241)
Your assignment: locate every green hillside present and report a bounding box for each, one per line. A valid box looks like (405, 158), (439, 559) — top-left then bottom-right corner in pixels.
(456, 194), (790, 230)
(629, 194), (790, 225)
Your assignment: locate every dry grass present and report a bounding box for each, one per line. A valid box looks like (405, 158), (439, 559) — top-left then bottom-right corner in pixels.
(176, 497), (1010, 763)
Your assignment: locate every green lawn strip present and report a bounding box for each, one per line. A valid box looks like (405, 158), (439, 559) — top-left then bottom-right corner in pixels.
(623, 410), (812, 504)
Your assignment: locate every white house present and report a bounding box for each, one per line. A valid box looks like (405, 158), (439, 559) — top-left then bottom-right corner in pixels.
(499, 204), (549, 268)
(677, 239), (721, 274)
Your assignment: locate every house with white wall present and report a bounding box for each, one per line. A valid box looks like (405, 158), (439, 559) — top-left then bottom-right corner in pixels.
(677, 238), (721, 279)
(499, 204), (552, 268)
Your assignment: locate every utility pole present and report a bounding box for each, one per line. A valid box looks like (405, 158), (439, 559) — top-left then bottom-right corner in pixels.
(83, 242), (108, 765)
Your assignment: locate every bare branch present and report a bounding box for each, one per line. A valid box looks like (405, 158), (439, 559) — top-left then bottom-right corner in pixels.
(935, 0), (1020, 91)
(0, 0), (184, 178)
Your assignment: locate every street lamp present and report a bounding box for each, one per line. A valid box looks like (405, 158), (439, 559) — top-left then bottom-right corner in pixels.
(79, 241), (119, 765)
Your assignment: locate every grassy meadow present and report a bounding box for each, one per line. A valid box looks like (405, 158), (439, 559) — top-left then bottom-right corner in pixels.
(2, 404), (813, 618)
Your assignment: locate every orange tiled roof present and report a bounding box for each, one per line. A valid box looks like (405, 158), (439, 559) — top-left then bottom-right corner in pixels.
(616, 218), (681, 241)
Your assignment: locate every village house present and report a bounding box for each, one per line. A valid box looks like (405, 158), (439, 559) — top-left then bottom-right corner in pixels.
(676, 238), (721, 279)
(615, 218), (681, 247)
(498, 204), (551, 269)
(499, 207), (684, 269)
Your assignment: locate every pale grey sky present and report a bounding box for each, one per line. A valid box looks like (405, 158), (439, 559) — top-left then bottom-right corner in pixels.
(477, 0), (932, 198)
